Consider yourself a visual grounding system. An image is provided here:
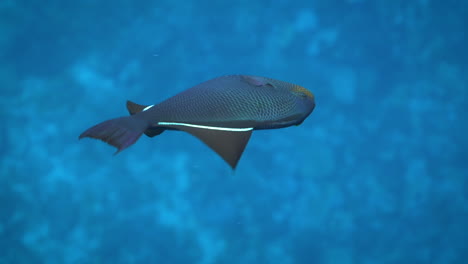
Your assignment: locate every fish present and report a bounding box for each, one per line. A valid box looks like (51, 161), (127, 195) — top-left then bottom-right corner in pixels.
(79, 75), (315, 169)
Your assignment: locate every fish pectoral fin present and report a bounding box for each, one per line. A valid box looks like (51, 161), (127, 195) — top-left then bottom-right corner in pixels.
(126, 100), (152, 115)
(158, 122), (253, 169)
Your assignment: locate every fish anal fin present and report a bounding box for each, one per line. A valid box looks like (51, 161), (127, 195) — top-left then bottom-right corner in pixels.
(161, 124), (253, 169)
(126, 100), (151, 115)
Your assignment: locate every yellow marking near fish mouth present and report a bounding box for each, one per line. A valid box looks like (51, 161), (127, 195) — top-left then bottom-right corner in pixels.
(292, 85), (314, 99)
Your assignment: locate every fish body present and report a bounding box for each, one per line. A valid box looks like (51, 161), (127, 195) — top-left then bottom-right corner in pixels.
(79, 75), (315, 169)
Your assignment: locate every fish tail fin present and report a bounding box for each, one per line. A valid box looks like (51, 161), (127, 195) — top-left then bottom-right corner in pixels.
(126, 100), (151, 115)
(79, 116), (149, 154)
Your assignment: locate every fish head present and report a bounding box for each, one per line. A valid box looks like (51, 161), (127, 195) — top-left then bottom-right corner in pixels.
(266, 77), (315, 116)
(289, 83), (315, 116)
(261, 77), (315, 126)
(242, 75), (315, 126)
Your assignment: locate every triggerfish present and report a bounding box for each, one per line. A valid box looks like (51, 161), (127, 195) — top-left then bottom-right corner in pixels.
(79, 75), (315, 169)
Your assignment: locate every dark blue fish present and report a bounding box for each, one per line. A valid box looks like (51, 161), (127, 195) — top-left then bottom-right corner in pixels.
(79, 75), (315, 168)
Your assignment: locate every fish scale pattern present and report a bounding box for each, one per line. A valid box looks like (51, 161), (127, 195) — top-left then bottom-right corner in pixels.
(146, 75), (311, 127)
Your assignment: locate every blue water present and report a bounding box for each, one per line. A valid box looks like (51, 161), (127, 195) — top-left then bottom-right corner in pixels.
(1, 1), (467, 263)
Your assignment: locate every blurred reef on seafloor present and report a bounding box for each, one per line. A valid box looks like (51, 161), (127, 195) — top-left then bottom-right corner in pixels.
(1, 0), (467, 263)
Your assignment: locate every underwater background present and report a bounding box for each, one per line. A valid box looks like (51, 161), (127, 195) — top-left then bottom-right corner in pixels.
(1, 0), (467, 263)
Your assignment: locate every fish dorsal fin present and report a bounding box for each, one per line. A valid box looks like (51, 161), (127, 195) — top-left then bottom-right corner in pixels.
(126, 100), (152, 115)
(158, 122), (253, 169)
